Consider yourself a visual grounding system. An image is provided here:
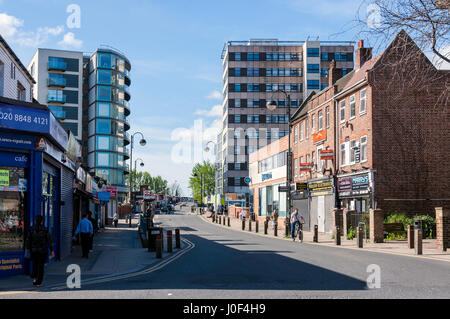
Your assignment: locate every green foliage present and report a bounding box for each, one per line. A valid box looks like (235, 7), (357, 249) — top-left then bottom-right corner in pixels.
(331, 234), (335, 239)
(386, 233), (407, 241)
(384, 214), (436, 238)
(346, 226), (357, 240)
(127, 170), (169, 194)
(189, 160), (215, 203)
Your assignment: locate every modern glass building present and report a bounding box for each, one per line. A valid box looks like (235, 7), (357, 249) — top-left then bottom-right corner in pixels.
(87, 48), (131, 202)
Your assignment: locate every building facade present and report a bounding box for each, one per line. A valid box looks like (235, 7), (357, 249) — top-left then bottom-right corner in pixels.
(28, 49), (84, 140)
(220, 39), (354, 205)
(86, 48), (131, 219)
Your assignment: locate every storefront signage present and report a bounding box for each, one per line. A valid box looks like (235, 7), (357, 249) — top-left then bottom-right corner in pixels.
(296, 182), (308, 191)
(313, 130), (327, 144)
(261, 173), (272, 181)
(354, 146), (361, 163)
(0, 255), (24, 275)
(106, 186), (117, 198)
(308, 179), (334, 196)
(0, 169), (9, 186)
(66, 132), (81, 163)
(0, 152), (29, 168)
(0, 132), (35, 150)
(338, 174), (370, 197)
(278, 185), (289, 192)
(319, 149), (334, 160)
(300, 163), (312, 172)
(97, 191), (110, 202)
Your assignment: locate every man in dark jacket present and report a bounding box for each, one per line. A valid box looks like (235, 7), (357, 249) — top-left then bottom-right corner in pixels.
(26, 215), (54, 287)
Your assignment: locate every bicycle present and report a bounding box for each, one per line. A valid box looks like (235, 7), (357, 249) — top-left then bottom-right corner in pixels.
(294, 222), (303, 242)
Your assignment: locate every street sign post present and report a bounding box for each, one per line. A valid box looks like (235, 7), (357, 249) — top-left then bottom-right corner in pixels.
(278, 185), (290, 192)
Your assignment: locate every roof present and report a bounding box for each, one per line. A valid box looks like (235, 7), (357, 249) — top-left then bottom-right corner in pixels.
(0, 35), (35, 84)
(339, 53), (383, 92)
(0, 95), (49, 111)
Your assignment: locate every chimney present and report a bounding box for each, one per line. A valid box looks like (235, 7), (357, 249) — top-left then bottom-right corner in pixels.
(328, 59), (341, 87)
(355, 40), (372, 69)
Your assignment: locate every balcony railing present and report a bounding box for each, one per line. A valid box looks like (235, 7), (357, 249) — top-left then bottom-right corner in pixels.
(48, 60), (67, 71)
(48, 105), (66, 119)
(48, 77), (67, 87)
(47, 94), (66, 103)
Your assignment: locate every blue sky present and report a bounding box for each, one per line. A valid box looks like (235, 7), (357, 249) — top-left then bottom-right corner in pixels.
(0, 0), (387, 195)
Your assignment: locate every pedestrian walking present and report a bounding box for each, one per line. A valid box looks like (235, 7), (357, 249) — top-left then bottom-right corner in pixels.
(74, 213), (93, 258)
(25, 215), (54, 288)
(271, 209), (279, 229)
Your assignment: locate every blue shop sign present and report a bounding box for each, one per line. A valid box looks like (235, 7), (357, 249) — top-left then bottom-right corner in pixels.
(0, 254), (25, 276)
(0, 131), (36, 150)
(261, 172), (272, 181)
(0, 151), (29, 168)
(0, 103), (49, 133)
(0, 103), (68, 150)
(97, 191), (110, 202)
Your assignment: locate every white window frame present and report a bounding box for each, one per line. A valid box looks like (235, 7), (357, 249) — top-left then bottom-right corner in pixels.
(305, 118), (309, 138)
(360, 88), (367, 115)
(326, 106), (330, 128)
(349, 94), (356, 119)
(340, 143), (347, 167)
(294, 158), (298, 178)
(294, 125), (298, 144)
(360, 135), (368, 163)
(311, 113), (316, 132)
(300, 122), (304, 141)
(350, 140), (356, 164)
(340, 100), (346, 124)
(318, 110), (323, 131)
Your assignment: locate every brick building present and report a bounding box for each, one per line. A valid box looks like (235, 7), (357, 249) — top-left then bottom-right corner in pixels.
(287, 31), (449, 233)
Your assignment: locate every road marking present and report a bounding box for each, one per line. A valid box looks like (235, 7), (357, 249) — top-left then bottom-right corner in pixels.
(198, 215), (450, 264)
(0, 291), (36, 296)
(50, 238), (195, 290)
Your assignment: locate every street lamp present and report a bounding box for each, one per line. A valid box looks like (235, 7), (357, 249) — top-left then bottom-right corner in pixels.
(129, 132), (147, 227)
(266, 90), (292, 225)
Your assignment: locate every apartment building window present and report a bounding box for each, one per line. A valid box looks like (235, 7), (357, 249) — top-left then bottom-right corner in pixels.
(234, 146), (240, 155)
(311, 113), (316, 132)
(10, 62), (16, 79)
(361, 136), (368, 162)
(235, 53), (241, 61)
(235, 99), (241, 108)
(341, 143), (347, 166)
(235, 115), (241, 123)
(307, 48), (320, 57)
(307, 80), (320, 90)
(350, 95), (356, 119)
(235, 68), (241, 76)
(335, 52), (348, 61)
(248, 53), (260, 61)
(234, 84), (241, 92)
(294, 158), (298, 178)
(305, 118), (309, 137)
(306, 154), (310, 164)
(248, 115), (259, 123)
(247, 68), (259, 76)
(300, 122), (304, 141)
(294, 125), (298, 144)
(248, 84), (260, 92)
(360, 88), (367, 114)
(234, 177), (241, 186)
(247, 129), (259, 139)
(307, 64), (320, 73)
(320, 68), (328, 77)
(17, 82), (26, 101)
(312, 151), (315, 168)
(326, 106), (330, 128)
(248, 146), (258, 154)
(340, 100), (346, 123)
(321, 52), (328, 61)
(318, 110), (323, 131)
(350, 140), (356, 164)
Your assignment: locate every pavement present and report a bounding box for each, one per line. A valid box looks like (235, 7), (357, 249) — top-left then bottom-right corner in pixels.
(0, 216), (184, 293)
(198, 212), (450, 263)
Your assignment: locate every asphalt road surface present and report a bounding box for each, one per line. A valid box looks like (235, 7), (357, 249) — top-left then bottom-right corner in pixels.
(5, 209), (450, 299)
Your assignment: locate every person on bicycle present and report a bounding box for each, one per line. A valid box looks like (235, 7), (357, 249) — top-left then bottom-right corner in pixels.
(290, 208), (304, 241)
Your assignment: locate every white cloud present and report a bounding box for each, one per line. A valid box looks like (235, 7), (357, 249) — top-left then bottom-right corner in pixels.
(0, 12), (65, 47)
(207, 90), (222, 100)
(0, 13), (23, 37)
(58, 32), (83, 49)
(194, 104), (222, 117)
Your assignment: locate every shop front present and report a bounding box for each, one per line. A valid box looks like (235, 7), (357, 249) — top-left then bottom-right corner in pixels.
(0, 100), (69, 277)
(307, 177), (335, 233)
(337, 171), (373, 213)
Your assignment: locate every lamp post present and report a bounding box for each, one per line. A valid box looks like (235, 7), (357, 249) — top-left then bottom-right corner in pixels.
(267, 90), (292, 224)
(129, 132), (147, 227)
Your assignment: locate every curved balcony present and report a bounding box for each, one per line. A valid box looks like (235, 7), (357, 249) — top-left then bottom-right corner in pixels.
(124, 91), (131, 102)
(124, 101), (130, 116)
(124, 117), (130, 131)
(123, 148), (130, 160)
(124, 76), (131, 87)
(123, 132), (130, 146)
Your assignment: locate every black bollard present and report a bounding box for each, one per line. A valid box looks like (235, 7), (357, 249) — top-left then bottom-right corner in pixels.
(285, 221), (290, 238)
(156, 234), (162, 258)
(313, 225), (318, 242)
(357, 226), (363, 248)
(264, 220), (268, 235)
(408, 225), (414, 249)
(255, 220), (259, 233)
(242, 219), (245, 231)
(228, 217), (230, 227)
(335, 226), (341, 245)
(167, 230), (173, 253)
(175, 228), (181, 249)
(249, 220), (252, 232)
(415, 227), (423, 255)
(274, 222), (278, 237)
(212, 214), (215, 223)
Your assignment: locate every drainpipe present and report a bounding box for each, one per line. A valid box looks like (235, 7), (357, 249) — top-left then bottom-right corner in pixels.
(334, 98), (340, 209)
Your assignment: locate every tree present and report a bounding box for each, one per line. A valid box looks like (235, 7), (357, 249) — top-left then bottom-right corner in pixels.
(168, 181), (183, 196)
(353, 0), (449, 66)
(188, 161), (215, 203)
(127, 170), (169, 194)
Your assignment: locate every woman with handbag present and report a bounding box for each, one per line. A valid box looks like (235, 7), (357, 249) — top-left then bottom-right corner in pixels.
(25, 215), (54, 287)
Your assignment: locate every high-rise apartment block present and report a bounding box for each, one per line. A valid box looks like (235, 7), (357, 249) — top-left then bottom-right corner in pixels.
(219, 39), (354, 203)
(28, 49), (84, 140)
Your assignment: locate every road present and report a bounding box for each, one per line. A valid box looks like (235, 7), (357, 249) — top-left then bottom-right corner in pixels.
(4, 208), (450, 299)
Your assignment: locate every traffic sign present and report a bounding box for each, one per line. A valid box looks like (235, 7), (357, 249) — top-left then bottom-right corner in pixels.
(278, 185), (290, 192)
(244, 177), (251, 184)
